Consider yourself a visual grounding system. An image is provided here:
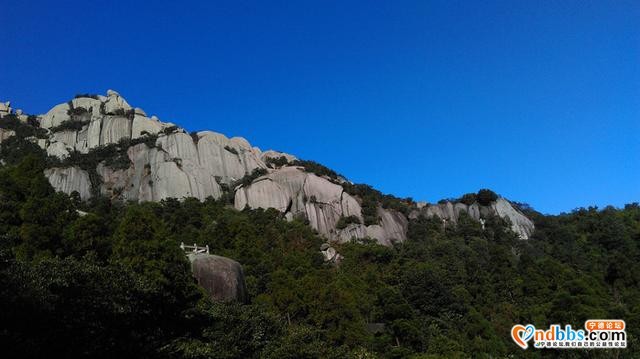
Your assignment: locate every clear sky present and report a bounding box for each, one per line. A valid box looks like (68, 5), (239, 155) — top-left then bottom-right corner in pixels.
(1, 0), (638, 214)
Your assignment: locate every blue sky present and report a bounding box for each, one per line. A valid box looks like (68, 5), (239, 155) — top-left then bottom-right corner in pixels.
(1, 0), (638, 214)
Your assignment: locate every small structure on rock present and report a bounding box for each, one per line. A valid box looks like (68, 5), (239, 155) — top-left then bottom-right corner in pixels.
(180, 242), (210, 254)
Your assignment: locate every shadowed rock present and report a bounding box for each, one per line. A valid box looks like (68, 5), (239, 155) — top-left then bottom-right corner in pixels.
(187, 253), (247, 303)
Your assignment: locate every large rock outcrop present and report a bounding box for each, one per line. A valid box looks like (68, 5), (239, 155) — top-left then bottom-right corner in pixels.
(187, 253), (247, 302)
(234, 166), (408, 244)
(0, 90), (534, 246)
(35, 92), (268, 202)
(412, 198), (534, 239)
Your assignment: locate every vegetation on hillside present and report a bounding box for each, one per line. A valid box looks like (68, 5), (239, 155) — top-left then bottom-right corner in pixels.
(0, 115), (638, 358)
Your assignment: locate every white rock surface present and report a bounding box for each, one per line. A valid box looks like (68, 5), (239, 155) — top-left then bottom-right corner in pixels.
(196, 131), (264, 183)
(51, 130), (78, 148)
(413, 198), (535, 239)
(320, 243), (343, 264)
(261, 150), (297, 166)
(40, 103), (70, 129)
(0, 128), (15, 143)
(492, 198), (535, 239)
(71, 97), (102, 114)
(131, 114), (162, 139)
(44, 167), (92, 200)
(96, 142), (223, 202)
(46, 141), (72, 159)
(0, 101), (11, 118)
(100, 116), (131, 145)
(103, 90), (132, 115)
(235, 166), (408, 245)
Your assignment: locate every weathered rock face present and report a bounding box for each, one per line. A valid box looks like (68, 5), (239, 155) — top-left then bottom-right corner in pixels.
(0, 102), (12, 118)
(492, 198), (535, 239)
(412, 198), (535, 239)
(195, 131), (266, 183)
(34, 92), (270, 203)
(234, 166), (408, 244)
(320, 243), (343, 265)
(1, 90), (535, 246)
(0, 128), (15, 143)
(187, 253), (247, 302)
(44, 167), (92, 200)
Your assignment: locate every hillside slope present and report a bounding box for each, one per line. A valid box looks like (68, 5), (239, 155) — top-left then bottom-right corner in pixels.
(0, 91), (533, 243)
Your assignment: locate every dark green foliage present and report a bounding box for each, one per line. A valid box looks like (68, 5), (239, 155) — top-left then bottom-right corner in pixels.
(190, 131), (200, 143)
(74, 93), (100, 99)
(459, 192), (477, 205)
(444, 189), (500, 206)
(163, 125), (179, 135)
(342, 182), (413, 219)
(162, 302), (284, 358)
(361, 195), (380, 225)
(477, 188), (498, 205)
(216, 180), (235, 205)
(335, 215), (361, 229)
(265, 155), (289, 168)
(109, 108), (136, 119)
(0, 136), (46, 166)
(0, 255), (179, 357)
(66, 106), (89, 117)
(1, 120), (639, 357)
(50, 119), (90, 132)
(292, 159), (341, 179)
(235, 167), (268, 188)
(0, 114), (47, 139)
(224, 145), (239, 155)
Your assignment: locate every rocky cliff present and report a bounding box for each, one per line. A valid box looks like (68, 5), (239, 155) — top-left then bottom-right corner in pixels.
(0, 90), (535, 243)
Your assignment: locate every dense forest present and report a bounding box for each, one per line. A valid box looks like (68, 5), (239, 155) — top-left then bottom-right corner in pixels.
(1, 116), (639, 358)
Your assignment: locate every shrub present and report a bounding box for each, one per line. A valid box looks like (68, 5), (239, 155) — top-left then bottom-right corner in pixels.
(265, 156), (289, 168)
(224, 145), (239, 155)
(342, 182), (412, 218)
(190, 131), (200, 144)
(459, 193), (477, 205)
(0, 114), (47, 139)
(67, 107), (89, 117)
(216, 180), (235, 205)
(361, 195), (380, 225)
(235, 168), (268, 188)
(336, 215), (361, 230)
(162, 125), (179, 135)
(110, 108), (135, 119)
(292, 159), (341, 180)
(74, 94), (100, 100)
(476, 189), (498, 206)
(50, 119), (90, 133)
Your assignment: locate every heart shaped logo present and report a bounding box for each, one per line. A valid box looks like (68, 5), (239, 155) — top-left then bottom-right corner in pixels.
(511, 324), (535, 349)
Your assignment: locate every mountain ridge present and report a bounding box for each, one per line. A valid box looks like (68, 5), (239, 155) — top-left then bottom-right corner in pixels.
(0, 90), (534, 243)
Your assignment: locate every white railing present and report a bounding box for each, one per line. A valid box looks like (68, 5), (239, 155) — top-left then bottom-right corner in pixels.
(180, 242), (210, 255)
